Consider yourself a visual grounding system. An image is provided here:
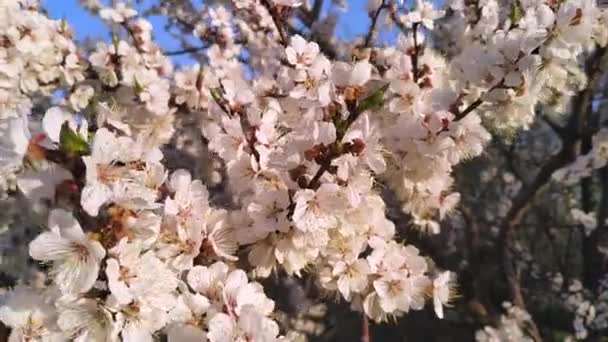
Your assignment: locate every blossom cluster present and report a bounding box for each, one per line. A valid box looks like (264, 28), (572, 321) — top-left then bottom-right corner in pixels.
(0, 0), (606, 340)
(554, 128), (608, 184)
(475, 302), (534, 342)
(554, 277), (608, 340)
(440, 0), (607, 133)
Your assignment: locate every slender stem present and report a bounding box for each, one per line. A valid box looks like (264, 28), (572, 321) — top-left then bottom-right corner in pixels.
(411, 22), (420, 83)
(165, 45), (208, 56)
(260, 0), (289, 46)
(363, 0), (387, 48)
(361, 313), (370, 342)
(390, 8), (408, 34)
(454, 99), (483, 121)
(307, 103), (366, 189)
(307, 163), (329, 189)
(311, 0), (324, 22)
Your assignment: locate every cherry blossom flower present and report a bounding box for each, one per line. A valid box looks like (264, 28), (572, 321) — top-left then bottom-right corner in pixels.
(100, 3), (137, 24)
(432, 271), (453, 319)
(0, 286), (64, 342)
(29, 209), (106, 294)
(1, 1), (606, 339)
(405, 0), (445, 29)
(285, 35), (320, 69)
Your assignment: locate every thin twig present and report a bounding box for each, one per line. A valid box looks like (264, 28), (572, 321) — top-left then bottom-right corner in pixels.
(306, 100), (367, 189)
(363, 0), (387, 48)
(496, 46), (607, 342)
(311, 0), (324, 23)
(361, 313), (370, 342)
(260, 0), (289, 46)
(541, 114), (567, 139)
(411, 22), (420, 83)
(454, 98), (483, 121)
(165, 45), (208, 56)
(389, 8), (408, 34)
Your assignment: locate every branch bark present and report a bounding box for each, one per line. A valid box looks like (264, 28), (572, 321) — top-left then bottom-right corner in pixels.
(494, 46), (607, 341)
(363, 0), (387, 48)
(260, 0), (289, 46)
(361, 313), (370, 342)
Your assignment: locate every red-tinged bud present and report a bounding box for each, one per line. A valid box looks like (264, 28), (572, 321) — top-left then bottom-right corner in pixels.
(289, 164), (307, 182)
(570, 8), (583, 26)
(420, 77), (433, 88)
(344, 86), (363, 101)
(423, 114), (431, 126)
(441, 118), (450, 130)
(26, 134), (47, 161)
(297, 175), (308, 188)
(348, 138), (366, 156)
(54, 179), (81, 207)
(57, 179), (80, 193)
(305, 144), (327, 161)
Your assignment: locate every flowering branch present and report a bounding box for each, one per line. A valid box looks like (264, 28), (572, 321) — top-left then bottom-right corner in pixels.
(0, 1), (606, 341)
(165, 45), (209, 56)
(361, 313), (371, 342)
(260, 0), (290, 46)
(411, 22), (420, 83)
(363, 0), (388, 48)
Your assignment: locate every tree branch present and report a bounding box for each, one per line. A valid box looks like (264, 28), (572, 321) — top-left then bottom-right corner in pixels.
(389, 5), (408, 34)
(496, 46), (607, 341)
(260, 0), (289, 46)
(540, 114), (568, 140)
(361, 313), (370, 342)
(411, 22), (420, 83)
(165, 45), (208, 56)
(363, 0), (387, 48)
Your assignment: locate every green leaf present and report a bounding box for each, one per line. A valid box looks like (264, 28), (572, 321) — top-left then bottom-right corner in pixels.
(133, 77), (144, 94)
(59, 122), (89, 155)
(511, 1), (522, 25)
(209, 88), (223, 103)
(356, 83), (389, 113)
(112, 33), (120, 48)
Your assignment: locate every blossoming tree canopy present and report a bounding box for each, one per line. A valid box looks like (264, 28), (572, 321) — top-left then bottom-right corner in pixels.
(0, 0), (607, 341)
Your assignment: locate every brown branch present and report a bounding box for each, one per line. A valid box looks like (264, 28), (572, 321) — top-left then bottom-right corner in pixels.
(297, 0), (324, 26)
(411, 22), (420, 83)
(582, 166), (608, 289)
(165, 45), (208, 56)
(260, 0), (289, 46)
(306, 98), (369, 189)
(311, 0), (324, 24)
(454, 98), (483, 121)
(363, 0), (388, 48)
(292, 2), (337, 59)
(361, 313), (370, 342)
(389, 8), (408, 34)
(460, 206), (480, 273)
(496, 46), (607, 341)
(541, 114), (568, 140)
(495, 140), (525, 181)
(453, 79), (507, 121)
(581, 48), (608, 289)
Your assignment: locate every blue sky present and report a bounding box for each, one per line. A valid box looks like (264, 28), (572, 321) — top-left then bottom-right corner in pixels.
(43, 0), (391, 66)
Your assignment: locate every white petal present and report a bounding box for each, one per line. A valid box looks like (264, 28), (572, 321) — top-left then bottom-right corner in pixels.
(49, 208), (85, 240)
(106, 259), (133, 305)
(29, 232), (71, 261)
(17, 164), (72, 203)
(351, 61), (372, 86)
(42, 107), (69, 143)
(81, 183), (113, 216)
(207, 313), (235, 342)
(167, 324), (207, 342)
(55, 252), (101, 294)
